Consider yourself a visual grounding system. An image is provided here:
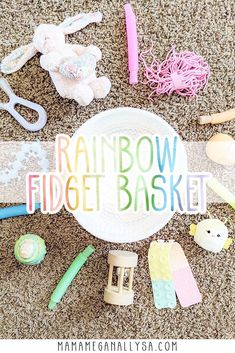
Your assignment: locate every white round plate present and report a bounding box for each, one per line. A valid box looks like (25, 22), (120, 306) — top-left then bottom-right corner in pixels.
(72, 107), (187, 243)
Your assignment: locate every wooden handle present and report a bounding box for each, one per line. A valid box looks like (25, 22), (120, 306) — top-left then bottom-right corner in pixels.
(199, 108), (235, 125)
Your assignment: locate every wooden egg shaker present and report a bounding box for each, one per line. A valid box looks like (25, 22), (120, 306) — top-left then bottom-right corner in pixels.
(104, 250), (138, 305)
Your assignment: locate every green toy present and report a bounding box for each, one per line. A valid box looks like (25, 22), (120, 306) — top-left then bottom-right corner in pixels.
(48, 245), (95, 310)
(14, 234), (46, 265)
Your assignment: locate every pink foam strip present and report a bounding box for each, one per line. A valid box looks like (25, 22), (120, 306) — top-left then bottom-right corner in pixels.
(172, 266), (202, 308)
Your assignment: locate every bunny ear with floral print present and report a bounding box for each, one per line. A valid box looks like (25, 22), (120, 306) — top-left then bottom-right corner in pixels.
(0, 43), (37, 74)
(59, 12), (102, 35)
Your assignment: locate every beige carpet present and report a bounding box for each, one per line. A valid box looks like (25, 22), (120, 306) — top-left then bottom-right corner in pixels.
(0, 0), (235, 339)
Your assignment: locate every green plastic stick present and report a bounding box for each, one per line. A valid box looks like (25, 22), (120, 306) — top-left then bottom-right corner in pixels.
(207, 177), (235, 210)
(48, 245), (95, 310)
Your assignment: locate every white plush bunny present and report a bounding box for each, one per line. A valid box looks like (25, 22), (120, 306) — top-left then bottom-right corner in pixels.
(1, 12), (111, 106)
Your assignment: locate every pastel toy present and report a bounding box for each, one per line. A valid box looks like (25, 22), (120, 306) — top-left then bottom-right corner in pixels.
(170, 242), (202, 308)
(48, 245), (95, 310)
(148, 240), (176, 309)
(104, 250), (138, 306)
(206, 133), (235, 166)
(1, 12), (111, 106)
(14, 233), (46, 265)
(199, 108), (235, 125)
(0, 78), (47, 131)
(148, 240), (202, 309)
(124, 4), (139, 84)
(0, 141), (49, 185)
(0, 203), (40, 220)
(207, 177), (235, 210)
(189, 218), (233, 253)
(141, 46), (210, 98)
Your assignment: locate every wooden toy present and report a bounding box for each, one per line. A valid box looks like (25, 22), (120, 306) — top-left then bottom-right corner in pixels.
(199, 108), (235, 125)
(104, 250), (138, 305)
(206, 133), (235, 166)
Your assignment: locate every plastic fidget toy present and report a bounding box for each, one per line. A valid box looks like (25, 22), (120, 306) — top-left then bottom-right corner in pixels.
(148, 240), (202, 309)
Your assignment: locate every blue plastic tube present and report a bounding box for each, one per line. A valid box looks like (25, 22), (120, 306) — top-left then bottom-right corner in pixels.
(0, 203), (40, 220)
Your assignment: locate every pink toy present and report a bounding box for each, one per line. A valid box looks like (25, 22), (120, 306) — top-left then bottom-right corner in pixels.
(149, 240), (202, 309)
(124, 3), (139, 84)
(1, 12), (111, 106)
(170, 242), (202, 307)
(140, 45), (210, 98)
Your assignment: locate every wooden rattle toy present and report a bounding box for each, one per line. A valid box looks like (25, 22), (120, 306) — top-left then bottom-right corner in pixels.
(206, 133), (235, 166)
(199, 108), (235, 125)
(104, 250), (138, 306)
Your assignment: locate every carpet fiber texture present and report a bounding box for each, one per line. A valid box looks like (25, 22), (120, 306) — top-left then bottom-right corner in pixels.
(0, 0), (235, 339)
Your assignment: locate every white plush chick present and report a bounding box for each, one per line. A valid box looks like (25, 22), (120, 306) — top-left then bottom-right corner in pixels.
(189, 219), (233, 253)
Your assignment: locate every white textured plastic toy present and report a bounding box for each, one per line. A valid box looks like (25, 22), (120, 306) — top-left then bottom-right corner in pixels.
(189, 218), (233, 253)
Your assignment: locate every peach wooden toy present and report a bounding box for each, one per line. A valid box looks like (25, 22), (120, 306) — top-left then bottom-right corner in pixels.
(104, 250), (138, 305)
(206, 133), (235, 166)
(199, 108), (235, 125)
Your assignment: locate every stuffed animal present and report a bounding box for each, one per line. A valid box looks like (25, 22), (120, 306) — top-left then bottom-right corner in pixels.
(0, 12), (111, 106)
(189, 218), (233, 253)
